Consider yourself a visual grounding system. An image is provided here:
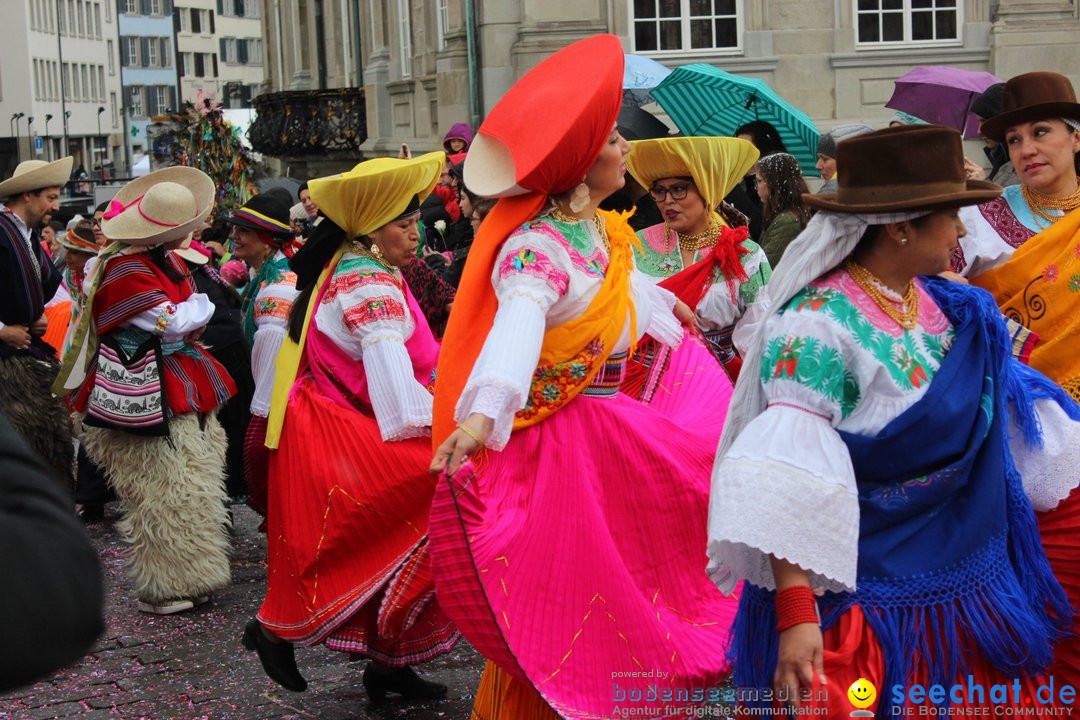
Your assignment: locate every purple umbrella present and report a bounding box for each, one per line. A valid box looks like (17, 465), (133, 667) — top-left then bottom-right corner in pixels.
(886, 66), (1003, 139)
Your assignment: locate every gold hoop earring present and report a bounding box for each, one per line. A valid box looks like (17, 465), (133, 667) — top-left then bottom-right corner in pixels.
(370, 243), (383, 258)
(568, 181), (591, 213)
(900, 237), (909, 246)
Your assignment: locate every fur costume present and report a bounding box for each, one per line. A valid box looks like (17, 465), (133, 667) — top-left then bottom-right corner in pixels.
(0, 356), (73, 486)
(82, 412), (231, 603)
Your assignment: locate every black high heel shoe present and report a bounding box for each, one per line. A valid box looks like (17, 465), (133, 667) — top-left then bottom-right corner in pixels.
(241, 619), (308, 692)
(362, 663), (448, 702)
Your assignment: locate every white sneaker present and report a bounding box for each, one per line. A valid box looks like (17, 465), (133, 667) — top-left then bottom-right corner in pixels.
(137, 598), (195, 615)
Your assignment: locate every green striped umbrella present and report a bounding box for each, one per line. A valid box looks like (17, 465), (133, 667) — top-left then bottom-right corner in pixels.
(653, 64), (822, 176)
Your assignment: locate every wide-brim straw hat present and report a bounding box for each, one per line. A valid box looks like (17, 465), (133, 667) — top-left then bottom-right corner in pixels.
(173, 236), (210, 265)
(804, 125), (1001, 213)
(0, 157), (73, 198)
(99, 166), (215, 247)
(309, 152), (444, 237)
(980, 71), (1080, 142)
(58, 218), (103, 254)
(625, 136), (760, 210)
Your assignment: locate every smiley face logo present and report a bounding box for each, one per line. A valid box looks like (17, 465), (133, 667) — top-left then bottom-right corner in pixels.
(847, 677), (877, 709)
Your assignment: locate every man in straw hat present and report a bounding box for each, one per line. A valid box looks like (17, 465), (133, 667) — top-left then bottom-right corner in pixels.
(56, 166), (238, 614)
(0, 156), (75, 483)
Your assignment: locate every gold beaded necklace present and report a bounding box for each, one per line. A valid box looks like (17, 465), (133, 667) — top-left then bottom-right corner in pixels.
(1021, 176), (1080, 229)
(349, 240), (403, 285)
(665, 215), (723, 253)
(843, 259), (919, 330)
(548, 205), (610, 253)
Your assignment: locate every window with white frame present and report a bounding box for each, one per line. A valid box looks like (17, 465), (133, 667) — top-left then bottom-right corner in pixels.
(81, 65), (89, 100)
(178, 7), (189, 31)
(107, 39), (115, 73)
(77, 0), (85, 35)
(129, 86), (144, 117)
(63, 63), (71, 100)
(397, 0), (411, 78)
(90, 65), (98, 102)
(145, 38), (158, 67)
(436, 0), (449, 50)
(631, 0), (740, 54)
(148, 0), (163, 15)
(122, 0), (137, 14)
(244, 0), (259, 17)
(94, 2), (101, 37)
(104, 0), (109, 21)
(156, 86), (170, 114)
(98, 66), (105, 100)
(855, 0), (960, 45)
(111, 92), (118, 127)
(123, 37), (139, 66)
(71, 64), (80, 99)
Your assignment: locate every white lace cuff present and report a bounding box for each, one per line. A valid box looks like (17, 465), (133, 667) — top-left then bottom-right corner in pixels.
(708, 405), (859, 594)
(1011, 397), (1080, 512)
(364, 337), (433, 441)
(456, 294), (547, 449)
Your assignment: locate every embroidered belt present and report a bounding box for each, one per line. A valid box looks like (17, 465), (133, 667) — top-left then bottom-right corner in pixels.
(581, 351), (627, 398)
(701, 326), (737, 365)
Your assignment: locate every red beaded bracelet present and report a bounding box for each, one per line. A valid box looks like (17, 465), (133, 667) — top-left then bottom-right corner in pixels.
(775, 585), (819, 633)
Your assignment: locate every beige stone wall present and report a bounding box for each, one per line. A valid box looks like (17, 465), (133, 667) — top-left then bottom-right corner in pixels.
(261, 0), (1080, 173)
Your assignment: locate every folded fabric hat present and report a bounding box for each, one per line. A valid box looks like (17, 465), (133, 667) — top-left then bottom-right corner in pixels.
(99, 166), (216, 247)
(308, 152), (444, 237)
(804, 125), (1002, 213)
(0, 156), (73, 199)
(58, 218), (103, 254)
(889, 111), (928, 126)
(625, 136), (760, 210)
(816, 123), (875, 159)
(289, 202), (308, 223)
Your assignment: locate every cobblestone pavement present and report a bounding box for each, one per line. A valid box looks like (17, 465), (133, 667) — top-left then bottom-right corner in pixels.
(0, 505), (484, 720)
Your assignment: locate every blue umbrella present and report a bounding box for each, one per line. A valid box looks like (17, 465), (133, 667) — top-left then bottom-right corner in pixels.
(623, 53), (672, 106)
(652, 64), (821, 176)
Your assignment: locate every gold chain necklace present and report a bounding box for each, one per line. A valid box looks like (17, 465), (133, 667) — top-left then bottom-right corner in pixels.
(349, 240), (403, 285)
(1021, 176), (1080, 229)
(667, 215), (722, 253)
(548, 205), (610, 253)
(843, 259), (919, 330)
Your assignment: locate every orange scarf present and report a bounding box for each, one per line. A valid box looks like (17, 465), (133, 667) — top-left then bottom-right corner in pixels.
(432, 202), (637, 446)
(973, 207), (1080, 400)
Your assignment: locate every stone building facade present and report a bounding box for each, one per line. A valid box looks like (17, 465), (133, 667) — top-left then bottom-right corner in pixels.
(256, 0), (1080, 177)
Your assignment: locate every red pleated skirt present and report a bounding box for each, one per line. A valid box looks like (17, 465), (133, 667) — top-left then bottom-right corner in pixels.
(1040, 484), (1080, 690)
(257, 379), (459, 666)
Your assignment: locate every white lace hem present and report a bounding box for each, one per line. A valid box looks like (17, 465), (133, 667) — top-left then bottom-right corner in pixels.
(1012, 397), (1080, 512)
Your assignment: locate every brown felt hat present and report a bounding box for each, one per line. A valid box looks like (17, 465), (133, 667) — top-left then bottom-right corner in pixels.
(803, 125), (1002, 213)
(979, 72), (1080, 142)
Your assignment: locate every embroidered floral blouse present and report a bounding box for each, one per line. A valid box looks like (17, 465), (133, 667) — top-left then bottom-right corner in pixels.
(246, 251), (299, 417)
(954, 185), (1059, 277)
(456, 211), (684, 450)
(706, 266), (1080, 595)
(314, 251), (433, 441)
(634, 222), (772, 333)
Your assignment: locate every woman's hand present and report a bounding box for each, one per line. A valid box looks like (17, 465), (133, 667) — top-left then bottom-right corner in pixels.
(773, 622), (825, 710)
(673, 299), (696, 328)
(184, 327), (206, 345)
(963, 157), (986, 181)
(430, 413), (493, 476)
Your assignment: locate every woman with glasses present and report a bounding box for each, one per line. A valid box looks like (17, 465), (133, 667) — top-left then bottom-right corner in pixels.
(625, 136), (771, 378)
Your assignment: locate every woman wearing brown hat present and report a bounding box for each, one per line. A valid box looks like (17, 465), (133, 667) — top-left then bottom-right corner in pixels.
(708, 125), (1080, 715)
(224, 193), (299, 522)
(966, 71), (1080, 693)
(56, 167), (237, 615)
(953, 71), (1080, 277)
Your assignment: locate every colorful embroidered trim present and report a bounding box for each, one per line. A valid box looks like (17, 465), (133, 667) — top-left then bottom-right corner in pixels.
(154, 304), (177, 336)
(342, 295), (407, 331)
(517, 338), (606, 422)
(497, 246), (570, 296)
(580, 350), (628, 398)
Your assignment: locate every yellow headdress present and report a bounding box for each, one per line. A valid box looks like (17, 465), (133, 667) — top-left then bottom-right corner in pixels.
(625, 136), (759, 210)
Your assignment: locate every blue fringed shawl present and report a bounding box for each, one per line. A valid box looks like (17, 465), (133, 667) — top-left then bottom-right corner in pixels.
(731, 278), (1076, 715)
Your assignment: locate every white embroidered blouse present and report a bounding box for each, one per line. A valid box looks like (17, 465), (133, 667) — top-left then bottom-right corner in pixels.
(707, 266), (1080, 595)
(314, 251), (433, 441)
(455, 212), (684, 450)
(249, 251), (300, 417)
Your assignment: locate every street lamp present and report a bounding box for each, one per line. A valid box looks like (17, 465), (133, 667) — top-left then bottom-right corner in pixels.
(44, 114), (53, 161)
(10, 112), (24, 162)
(26, 117), (34, 158)
(96, 106), (105, 179)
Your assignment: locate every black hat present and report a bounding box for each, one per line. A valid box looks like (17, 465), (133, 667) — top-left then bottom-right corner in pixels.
(227, 193), (293, 238)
